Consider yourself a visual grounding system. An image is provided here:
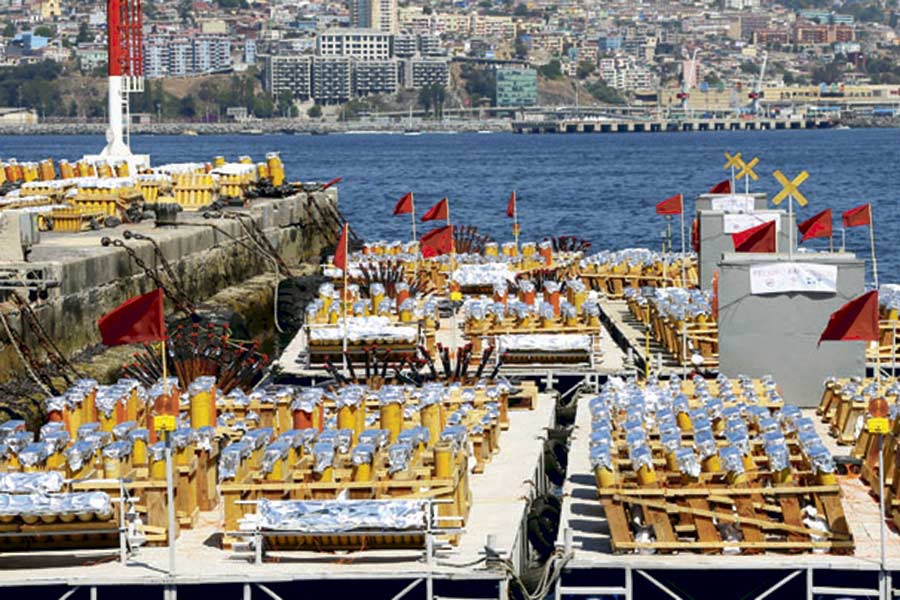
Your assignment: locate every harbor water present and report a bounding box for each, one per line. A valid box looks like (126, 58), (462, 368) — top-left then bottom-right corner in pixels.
(5, 128), (898, 280)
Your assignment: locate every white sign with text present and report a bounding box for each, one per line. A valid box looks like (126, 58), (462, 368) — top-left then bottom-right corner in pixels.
(750, 262), (838, 295)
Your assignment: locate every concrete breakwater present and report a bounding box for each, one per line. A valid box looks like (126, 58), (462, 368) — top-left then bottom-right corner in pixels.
(0, 190), (342, 391)
(0, 119), (511, 136)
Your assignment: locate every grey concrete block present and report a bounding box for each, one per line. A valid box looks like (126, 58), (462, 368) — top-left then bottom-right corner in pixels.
(717, 252), (866, 407)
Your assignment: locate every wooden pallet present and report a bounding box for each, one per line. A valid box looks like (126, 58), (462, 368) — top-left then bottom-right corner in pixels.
(597, 482), (852, 555)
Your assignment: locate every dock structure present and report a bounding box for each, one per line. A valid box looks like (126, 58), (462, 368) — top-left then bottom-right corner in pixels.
(0, 392), (558, 600)
(554, 394), (900, 600)
(512, 117), (833, 134)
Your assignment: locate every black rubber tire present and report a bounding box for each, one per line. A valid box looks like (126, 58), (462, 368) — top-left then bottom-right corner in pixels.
(543, 438), (568, 486)
(527, 508), (556, 558)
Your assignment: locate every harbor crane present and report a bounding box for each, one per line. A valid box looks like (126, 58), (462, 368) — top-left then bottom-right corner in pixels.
(677, 48), (699, 114)
(747, 51), (768, 117)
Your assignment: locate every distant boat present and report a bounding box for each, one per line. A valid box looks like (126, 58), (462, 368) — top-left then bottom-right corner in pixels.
(182, 129), (199, 136)
(834, 124), (851, 130)
(404, 105), (421, 135)
(311, 130), (329, 136)
(245, 128), (264, 135)
(477, 130), (493, 134)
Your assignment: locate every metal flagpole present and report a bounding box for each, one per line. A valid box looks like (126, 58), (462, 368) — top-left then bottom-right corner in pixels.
(513, 192), (519, 250)
(165, 428), (176, 577)
(411, 195), (418, 279)
(869, 205), (879, 290)
(879, 431), (887, 600)
(411, 194), (417, 246)
(666, 216), (672, 253)
(679, 196), (686, 287)
(340, 223), (349, 370)
(680, 196), (687, 376)
(787, 196), (793, 260)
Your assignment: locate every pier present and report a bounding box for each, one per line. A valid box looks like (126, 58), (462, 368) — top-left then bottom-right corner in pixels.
(512, 117), (834, 134)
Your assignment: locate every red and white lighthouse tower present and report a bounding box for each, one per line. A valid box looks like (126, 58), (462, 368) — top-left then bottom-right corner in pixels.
(100, 0), (144, 159)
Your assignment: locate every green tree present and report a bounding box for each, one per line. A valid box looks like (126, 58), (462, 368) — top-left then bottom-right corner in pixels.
(76, 22), (92, 44)
(307, 104), (322, 118)
(3, 23), (14, 38)
(276, 90), (294, 117)
(33, 25), (53, 38)
(179, 94), (197, 118)
(68, 99), (77, 117)
(252, 94), (274, 118)
(586, 79), (626, 105)
(703, 72), (721, 85)
(514, 2), (529, 16)
(576, 60), (595, 79)
(538, 59), (564, 80)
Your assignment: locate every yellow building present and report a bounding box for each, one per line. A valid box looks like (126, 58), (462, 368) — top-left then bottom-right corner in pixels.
(41, 0), (61, 18)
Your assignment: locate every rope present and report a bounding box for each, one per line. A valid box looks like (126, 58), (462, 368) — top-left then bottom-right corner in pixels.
(0, 308), (51, 397)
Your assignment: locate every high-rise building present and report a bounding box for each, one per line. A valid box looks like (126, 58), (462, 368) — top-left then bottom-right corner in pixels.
(495, 67), (537, 107)
(371, 0), (398, 34)
(317, 29), (393, 60)
(349, 0), (372, 28)
(353, 59), (399, 96)
(313, 56), (352, 103)
(263, 54), (312, 100)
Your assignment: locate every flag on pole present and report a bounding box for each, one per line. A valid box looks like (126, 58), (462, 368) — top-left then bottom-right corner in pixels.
(709, 180), (732, 194)
(393, 193), (414, 216)
(420, 225), (453, 257)
(842, 203), (871, 228)
(98, 288), (166, 346)
(321, 177), (343, 190)
(818, 290), (879, 345)
(421, 198), (449, 222)
(690, 218), (699, 252)
(333, 223), (349, 270)
(506, 191), (517, 218)
(732, 220), (776, 253)
(797, 208), (832, 242)
(655, 193), (683, 215)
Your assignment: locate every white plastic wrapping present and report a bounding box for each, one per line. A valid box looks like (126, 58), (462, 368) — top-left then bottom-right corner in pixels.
(246, 499), (428, 533)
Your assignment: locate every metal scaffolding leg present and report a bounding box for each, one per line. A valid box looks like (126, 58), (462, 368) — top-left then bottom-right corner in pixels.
(752, 570), (801, 600)
(635, 570), (683, 600)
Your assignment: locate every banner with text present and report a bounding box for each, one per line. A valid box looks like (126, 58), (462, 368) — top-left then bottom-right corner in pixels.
(711, 194), (755, 213)
(749, 262), (838, 295)
(724, 211), (782, 234)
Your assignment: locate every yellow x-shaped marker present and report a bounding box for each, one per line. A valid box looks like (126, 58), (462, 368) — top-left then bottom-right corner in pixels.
(724, 152), (744, 171)
(736, 157), (759, 181)
(772, 170), (809, 207)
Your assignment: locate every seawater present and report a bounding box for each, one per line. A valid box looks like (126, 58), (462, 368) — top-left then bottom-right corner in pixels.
(3, 129), (898, 283)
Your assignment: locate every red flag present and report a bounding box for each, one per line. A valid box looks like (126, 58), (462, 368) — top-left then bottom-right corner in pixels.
(98, 288), (165, 346)
(842, 203), (871, 228)
(732, 220), (776, 253)
(393, 192), (413, 216)
(818, 290), (879, 345)
(691, 218), (699, 252)
(333, 223), (349, 270)
(421, 198), (449, 222)
(709, 180), (731, 194)
(656, 193), (683, 215)
(506, 191), (516, 218)
(321, 177), (342, 190)
(420, 225), (453, 257)
(798, 208), (832, 242)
